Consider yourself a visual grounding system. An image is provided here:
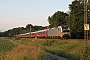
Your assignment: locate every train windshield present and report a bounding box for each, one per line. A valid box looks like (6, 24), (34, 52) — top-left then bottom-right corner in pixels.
(62, 25), (68, 29)
(62, 25), (70, 32)
(63, 30), (70, 32)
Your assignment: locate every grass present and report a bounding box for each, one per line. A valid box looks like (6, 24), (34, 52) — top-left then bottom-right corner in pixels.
(5, 45), (48, 60)
(16, 38), (90, 60)
(0, 37), (16, 60)
(0, 37), (90, 60)
(0, 37), (49, 60)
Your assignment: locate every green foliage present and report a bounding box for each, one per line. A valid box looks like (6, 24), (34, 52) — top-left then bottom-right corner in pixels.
(14, 37), (21, 40)
(42, 40), (56, 46)
(26, 24), (33, 32)
(48, 11), (68, 28)
(18, 39), (90, 60)
(32, 25), (47, 32)
(4, 44), (48, 60)
(66, 0), (84, 39)
(0, 40), (16, 52)
(0, 38), (16, 59)
(0, 24), (47, 37)
(37, 52), (49, 60)
(0, 32), (3, 37)
(0, 38), (48, 60)
(66, 0), (90, 39)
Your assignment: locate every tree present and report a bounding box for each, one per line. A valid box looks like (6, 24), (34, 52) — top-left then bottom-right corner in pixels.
(26, 24), (47, 32)
(0, 32), (2, 37)
(48, 11), (68, 28)
(26, 24), (33, 32)
(66, 0), (90, 38)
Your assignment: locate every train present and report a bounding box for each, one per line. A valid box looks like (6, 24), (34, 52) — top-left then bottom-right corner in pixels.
(16, 25), (71, 39)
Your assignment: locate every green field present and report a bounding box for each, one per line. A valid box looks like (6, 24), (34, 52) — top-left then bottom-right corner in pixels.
(0, 37), (48, 60)
(17, 38), (90, 60)
(0, 37), (90, 60)
(0, 37), (16, 60)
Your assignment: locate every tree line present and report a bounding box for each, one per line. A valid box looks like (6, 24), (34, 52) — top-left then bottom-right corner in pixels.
(0, 24), (47, 37)
(0, 0), (90, 39)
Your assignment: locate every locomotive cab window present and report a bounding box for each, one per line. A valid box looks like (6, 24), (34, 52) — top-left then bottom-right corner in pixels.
(63, 30), (70, 32)
(62, 26), (68, 29)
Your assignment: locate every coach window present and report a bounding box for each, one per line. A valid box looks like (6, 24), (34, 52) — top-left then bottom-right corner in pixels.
(43, 31), (45, 34)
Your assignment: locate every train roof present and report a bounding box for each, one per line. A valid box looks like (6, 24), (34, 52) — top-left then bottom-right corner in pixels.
(22, 31), (36, 35)
(20, 29), (48, 35)
(49, 26), (62, 29)
(35, 29), (48, 32)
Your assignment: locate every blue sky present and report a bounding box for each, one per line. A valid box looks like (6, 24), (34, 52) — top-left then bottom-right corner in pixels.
(0, 0), (73, 32)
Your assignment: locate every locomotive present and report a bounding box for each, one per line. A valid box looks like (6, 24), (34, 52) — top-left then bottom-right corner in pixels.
(16, 25), (71, 39)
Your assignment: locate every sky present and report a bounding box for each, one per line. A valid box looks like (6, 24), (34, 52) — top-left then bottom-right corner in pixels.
(0, 0), (73, 32)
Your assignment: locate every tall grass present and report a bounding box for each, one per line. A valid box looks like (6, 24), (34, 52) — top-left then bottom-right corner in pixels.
(5, 45), (48, 60)
(17, 38), (90, 60)
(0, 37), (49, 60)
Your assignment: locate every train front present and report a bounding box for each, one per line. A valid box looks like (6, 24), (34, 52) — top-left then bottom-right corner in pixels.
(61, 25), (71, 38)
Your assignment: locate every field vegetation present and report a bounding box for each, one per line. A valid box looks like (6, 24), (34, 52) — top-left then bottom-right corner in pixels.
(17, 38), (90, 60)
(5, 45), (48, 60)
(0, 37), (90, 60)
(0, 37), (48, 60)
(0, 37), (16, 60)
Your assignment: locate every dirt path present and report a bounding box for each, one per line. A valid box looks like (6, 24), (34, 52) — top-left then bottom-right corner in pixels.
(45, 52), (68, 60)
